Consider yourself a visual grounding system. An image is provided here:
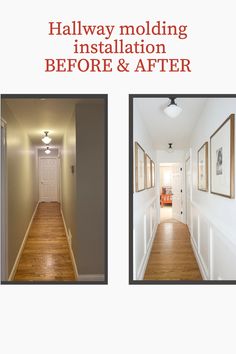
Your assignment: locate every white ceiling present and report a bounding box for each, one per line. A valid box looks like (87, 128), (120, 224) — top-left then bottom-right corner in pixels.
(134, 97), (207, 149)
(3, 98), (84, 146)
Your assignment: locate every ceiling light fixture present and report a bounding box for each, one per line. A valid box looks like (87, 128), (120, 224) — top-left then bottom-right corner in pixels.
(42, 131), (52, 144)
(45, 146), (51, 155)
(168, 143), (173, 153)
(164, 97), (182, 118)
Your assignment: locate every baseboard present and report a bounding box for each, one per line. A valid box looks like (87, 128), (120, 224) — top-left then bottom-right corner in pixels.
(60, 207), (79, 281)
(137, 223), (158, 280)
(8, 201), (39, 281)
(190, 237), (208, 280)
(78, 274), (105, 282)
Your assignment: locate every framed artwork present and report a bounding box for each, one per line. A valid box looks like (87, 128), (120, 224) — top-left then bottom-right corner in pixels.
(145, 154), (152, 189)
(198, 142), (208, 191)
(135, 142), (145, 192)
(210, 114), (235, 198)
(151, 160), (155, 187)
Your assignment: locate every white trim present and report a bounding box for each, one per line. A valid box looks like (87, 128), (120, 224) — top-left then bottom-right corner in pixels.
(137, 222), (158, 280)
(78, 274), (105, 282)
(191, 200), (236, 248)
(190, 236), (207, 280)
(8, 201), (39, 281)
(60, 207), (79, 280)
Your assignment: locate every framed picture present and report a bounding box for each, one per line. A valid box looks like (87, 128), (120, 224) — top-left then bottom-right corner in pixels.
(210, 114), (235, 198)
(145, 154), (152, 189)
(151, 160), (155, 187)
(135, 142), (145, 192)
(198, 142), (208, 191)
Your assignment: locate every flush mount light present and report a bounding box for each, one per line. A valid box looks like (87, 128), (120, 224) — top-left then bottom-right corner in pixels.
(164, 97), (182, 118)
(45, 146), (51, 155)
(168, 143), (173, 153)
(42, 131), (52, 144)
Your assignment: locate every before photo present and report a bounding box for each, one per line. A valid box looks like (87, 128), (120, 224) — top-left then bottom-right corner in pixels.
(1, 94), (107, 284)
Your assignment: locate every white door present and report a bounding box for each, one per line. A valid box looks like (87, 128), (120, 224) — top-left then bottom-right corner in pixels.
(39, 158), (58, 202)
(186, 157), (191, 231)
(172, 163), (184, 222)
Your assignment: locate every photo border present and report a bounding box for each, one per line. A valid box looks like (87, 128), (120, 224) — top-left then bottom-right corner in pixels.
(129, 94), (236, 285)
(1, 93), (108, 285)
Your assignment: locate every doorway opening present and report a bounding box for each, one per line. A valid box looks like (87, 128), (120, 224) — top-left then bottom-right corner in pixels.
(37, 148), (60, 202)
(159, 163), (184, 223)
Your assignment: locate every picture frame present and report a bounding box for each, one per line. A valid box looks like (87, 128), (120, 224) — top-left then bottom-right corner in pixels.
(210, 114), (235, 198)
(145, 153), (152, 189)
(198, 142), (208, 192)
(151, 160), (155, 187)
(135, 142), (145, 192)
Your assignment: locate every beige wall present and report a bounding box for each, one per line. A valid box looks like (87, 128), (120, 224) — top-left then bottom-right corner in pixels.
(2, 102), (37, 277)
(61, 112), (76, 254)
(75, 100), (106, 276)
(60, 100), (106, 277)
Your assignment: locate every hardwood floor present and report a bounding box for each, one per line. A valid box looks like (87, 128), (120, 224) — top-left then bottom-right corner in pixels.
(14, 202), (76, 281)
(144, 221), (202, 280)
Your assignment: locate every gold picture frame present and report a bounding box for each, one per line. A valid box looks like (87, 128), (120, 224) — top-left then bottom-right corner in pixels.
(145, 153), (152, 189)
(135, 142), (145, 192)
(198, 142), (208, 192)
(210, 114), (235, 198)
(151, 160), (155, 187)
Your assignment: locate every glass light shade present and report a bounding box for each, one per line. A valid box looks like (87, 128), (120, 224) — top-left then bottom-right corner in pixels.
(45, 147), (51, 154)
(42, 136), (52, 144)
(164, 101), (182, 118)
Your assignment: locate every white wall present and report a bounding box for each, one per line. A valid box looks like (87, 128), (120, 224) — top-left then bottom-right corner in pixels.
(160, 166), (173, 189)
(190, 98), (236, 280)
(133, 103), (158, 280)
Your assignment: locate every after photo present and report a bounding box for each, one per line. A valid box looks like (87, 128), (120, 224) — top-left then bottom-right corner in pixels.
(1, 94), (107, 283)
(130, 94), (236, 283)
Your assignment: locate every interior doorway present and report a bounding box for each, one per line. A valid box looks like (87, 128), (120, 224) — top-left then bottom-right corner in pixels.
(159, 163), (184, 223)
(39, 157), (59, 202)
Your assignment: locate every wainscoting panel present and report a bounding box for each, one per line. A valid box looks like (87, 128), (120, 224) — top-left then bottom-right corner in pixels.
(146, 206), (151, 247)
(212, 228), (236, 280)
(192, 206), (199, 248)
(134, 197), (158, 280)
(199, 216), (210, 278)
(191, 202), (236, 280)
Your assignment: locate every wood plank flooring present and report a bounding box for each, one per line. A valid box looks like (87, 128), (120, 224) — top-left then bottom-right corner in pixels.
(14, 202), (75, 281)
(144, 221), (202, 280)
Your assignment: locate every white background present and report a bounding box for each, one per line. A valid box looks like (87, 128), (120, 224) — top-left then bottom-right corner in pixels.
(1, 0), (236, 353)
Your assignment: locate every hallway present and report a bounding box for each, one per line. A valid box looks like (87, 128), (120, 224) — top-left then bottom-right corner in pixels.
(14, 203), (75, 281)
(1, 96), (107, 282)
(144, 221), (202, 280)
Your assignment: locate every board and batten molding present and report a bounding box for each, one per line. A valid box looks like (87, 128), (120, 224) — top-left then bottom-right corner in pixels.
(133, 196), (158, 280)
(190, 200), (236, 280)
